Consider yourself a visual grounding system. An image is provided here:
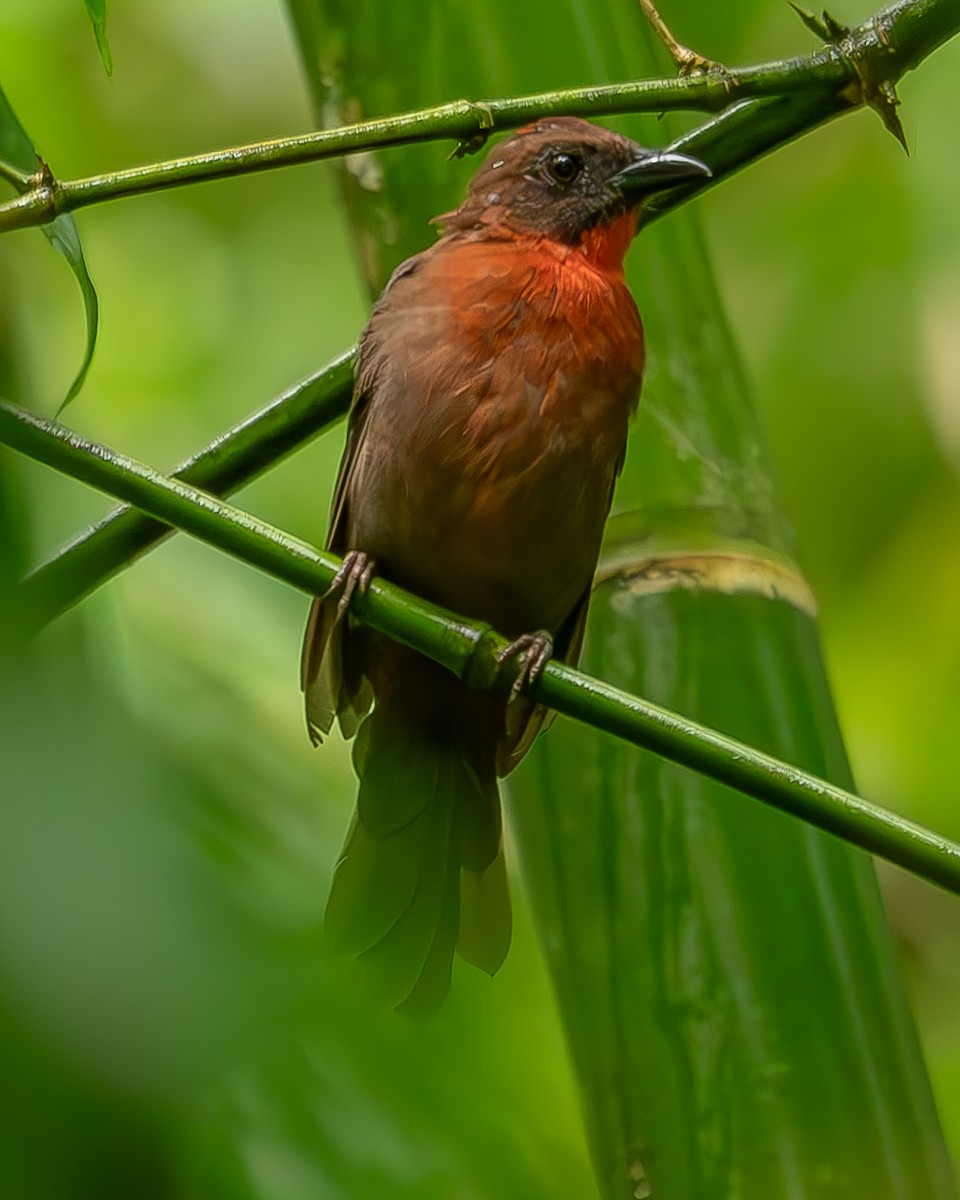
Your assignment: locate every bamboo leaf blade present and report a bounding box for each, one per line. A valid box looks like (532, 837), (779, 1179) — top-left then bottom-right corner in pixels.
(0, 82), (38, 183)
(81, 0), (114, 76)
(45, 214), (100, 411)
(0, 83), (100, 408)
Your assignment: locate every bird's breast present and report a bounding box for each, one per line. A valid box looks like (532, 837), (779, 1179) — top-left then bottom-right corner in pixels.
(347, 234), (645, 632)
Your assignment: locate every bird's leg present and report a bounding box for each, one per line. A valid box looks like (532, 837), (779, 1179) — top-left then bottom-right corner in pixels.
(323, 549), (377, 620)
(496, 630), (554, 703)
(637, 0), (728, 79)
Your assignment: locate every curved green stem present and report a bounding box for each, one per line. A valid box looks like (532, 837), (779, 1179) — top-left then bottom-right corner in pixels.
(0, 0), (956, 234)
(20, 350), (354, 627)
(2, 396), (960, 898)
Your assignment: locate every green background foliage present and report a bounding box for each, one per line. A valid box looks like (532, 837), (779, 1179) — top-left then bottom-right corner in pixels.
(1, 0), (958, 1194)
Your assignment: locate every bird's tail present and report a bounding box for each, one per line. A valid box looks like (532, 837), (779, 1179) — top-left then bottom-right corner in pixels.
(323, 696), (511, 1017)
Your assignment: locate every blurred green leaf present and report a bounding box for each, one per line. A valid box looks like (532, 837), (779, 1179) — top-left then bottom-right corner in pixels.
(0, 80), (37, 183)
(82, 0), (114, 76)
(0, 82), (99, 410)
(46, 214), (100, 412)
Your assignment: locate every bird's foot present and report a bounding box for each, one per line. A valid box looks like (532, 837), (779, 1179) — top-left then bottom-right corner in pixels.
(324, 550), (376, 620)
(497, 630), (554, 703)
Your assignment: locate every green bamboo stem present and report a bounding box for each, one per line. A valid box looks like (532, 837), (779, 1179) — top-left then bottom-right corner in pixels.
(643, 90), (843, 225)
(3, 396), (960, 897)
(0, 0), (955, 235)
(20, 351), (354, 627)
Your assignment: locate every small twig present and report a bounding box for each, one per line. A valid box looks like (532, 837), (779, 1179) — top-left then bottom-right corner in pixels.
(636, 0), (728, 77)
(0, 158), (34, 190)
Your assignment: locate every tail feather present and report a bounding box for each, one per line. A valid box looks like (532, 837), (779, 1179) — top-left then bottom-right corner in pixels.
(397, 852), (461, 1019)
(455, 754), (502, 872)
(353, 715), (436, 836)
(323, 812), (429, 957)
(323, 702), (512, 1012)
(301, 595), (373, 745)
(458, 849), (511, 976)
(301, 596), (340, 743)
(354, 787), (454, 1008)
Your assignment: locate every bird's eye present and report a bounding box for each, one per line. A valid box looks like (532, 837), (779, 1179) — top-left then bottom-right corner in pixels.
(546, 152), (582, 185)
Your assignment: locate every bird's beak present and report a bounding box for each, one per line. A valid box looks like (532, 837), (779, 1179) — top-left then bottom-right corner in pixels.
(612, 148), (712, 196)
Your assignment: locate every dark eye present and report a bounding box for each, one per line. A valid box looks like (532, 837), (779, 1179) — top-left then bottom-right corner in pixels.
(546, 152), (582, 185)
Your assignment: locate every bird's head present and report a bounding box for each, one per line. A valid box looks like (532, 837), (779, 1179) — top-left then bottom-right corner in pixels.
(438, 116), (710, 264)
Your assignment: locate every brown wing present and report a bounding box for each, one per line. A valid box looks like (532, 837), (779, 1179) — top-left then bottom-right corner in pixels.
(299, 375), (376, 744)
(299, 261), (418, 744)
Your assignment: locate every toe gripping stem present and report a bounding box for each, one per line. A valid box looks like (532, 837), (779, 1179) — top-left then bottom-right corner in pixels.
(496, 630), (554, 703)
(324, 549), (376, 619)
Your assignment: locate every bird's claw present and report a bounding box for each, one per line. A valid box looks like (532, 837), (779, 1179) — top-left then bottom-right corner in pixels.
(497, 630), (554, 703)
(323, 550), (376, 620)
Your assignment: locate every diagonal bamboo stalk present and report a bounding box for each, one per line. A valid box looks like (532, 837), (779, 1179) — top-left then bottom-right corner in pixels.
(3, 396), (960, 897)
(19, 351), (354, 627)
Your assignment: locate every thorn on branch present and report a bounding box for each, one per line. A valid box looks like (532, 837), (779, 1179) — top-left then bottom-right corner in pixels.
(872, 79), (909, 153)
(449, 101), (495, 159)
(790, 3), (908, 154)
(789, 3), (848, 44)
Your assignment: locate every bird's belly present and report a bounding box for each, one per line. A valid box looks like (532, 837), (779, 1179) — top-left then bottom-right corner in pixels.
(457, 458), (611, 629)
(354, 422), (617, 638)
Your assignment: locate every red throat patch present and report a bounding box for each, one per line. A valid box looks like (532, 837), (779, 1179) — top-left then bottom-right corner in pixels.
(577, 210), (639, 274)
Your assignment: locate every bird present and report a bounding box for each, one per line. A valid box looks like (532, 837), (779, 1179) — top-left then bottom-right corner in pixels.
(301, 117), (710, 1015)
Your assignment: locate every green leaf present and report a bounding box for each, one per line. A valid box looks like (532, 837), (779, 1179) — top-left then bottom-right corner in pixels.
(82, 0), (114, 76)
(0, 82), (100, 409)
(45, 215), (100, 411)
(0, 81), (37, 184)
